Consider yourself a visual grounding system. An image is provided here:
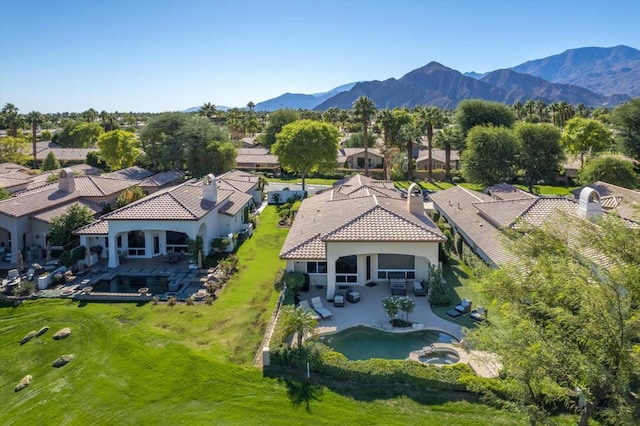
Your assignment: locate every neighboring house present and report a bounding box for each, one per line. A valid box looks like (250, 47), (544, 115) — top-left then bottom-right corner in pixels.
(75, 170), (262, 268)
(430, 182), (639, 268)
(0, 168), (137, 265)
(337, 148), (384, 170)
(571, 181), (640, 222)
(236, 147), (279, 172)
(415, 149), (461, 171)
(34, 141), (98, 162)
(279, 174), (446, 299)
(103, 166), (184, 195)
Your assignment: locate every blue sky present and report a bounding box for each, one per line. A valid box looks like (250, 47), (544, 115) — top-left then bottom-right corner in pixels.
(0, 0), (638, 113)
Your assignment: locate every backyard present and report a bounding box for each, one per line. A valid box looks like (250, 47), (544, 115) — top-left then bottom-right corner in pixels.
(0, 207), (542, 425)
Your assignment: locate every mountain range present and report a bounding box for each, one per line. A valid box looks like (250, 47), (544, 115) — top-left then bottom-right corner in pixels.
(251, 45), (639, 111)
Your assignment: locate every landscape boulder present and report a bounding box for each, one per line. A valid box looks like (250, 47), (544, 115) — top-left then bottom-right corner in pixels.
(20, 331), (37, 345)
(36, 326), (49, 337)
(53, 327), (71, 340)
(52, 354), (74, 368)
(15, 375), (32, 392)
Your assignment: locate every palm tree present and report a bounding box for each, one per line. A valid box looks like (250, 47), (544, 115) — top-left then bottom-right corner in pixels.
(524, 99), (535, 119)
(246, 101), (255, 113)
(377, 109), (396, 180)
(1, 103), (20, 137)
(100, 110), (109, 129)
(416, 106), (448, 181)
(352, 96), (376, 177)
(199, 102), (216, 119)
(281, 306), (318, 348)
(512, 101), (523, 120)
(398, 118), (422, 181)
(82, 108), (98, 123)
(26, 111), (45, 168)
(534, 100), (546, 122)
(433, 125), (463, 181)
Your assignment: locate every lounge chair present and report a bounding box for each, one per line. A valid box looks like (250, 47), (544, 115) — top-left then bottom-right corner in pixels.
(298, 300), (321, 320)
(470, 306), (487, 322)
(311, 297), (333, 319)
(446, 299), (472, 319)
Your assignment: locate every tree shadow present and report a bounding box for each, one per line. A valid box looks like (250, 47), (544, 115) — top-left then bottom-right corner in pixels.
(282, 379), (324, 412)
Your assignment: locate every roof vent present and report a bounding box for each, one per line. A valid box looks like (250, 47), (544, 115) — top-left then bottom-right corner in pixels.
(58, 168), (75, 193)
(202, 174), (217, 203)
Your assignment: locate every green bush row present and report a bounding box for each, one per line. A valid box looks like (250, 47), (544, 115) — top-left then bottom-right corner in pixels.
(270, 342), (472, 391)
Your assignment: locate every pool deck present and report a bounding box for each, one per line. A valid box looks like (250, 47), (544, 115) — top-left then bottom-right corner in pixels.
(299, 284), (502, 378)
(301, 283), (464, 340)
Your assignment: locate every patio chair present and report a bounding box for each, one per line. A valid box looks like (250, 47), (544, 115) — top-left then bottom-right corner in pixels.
(454, 299), (472, 314)
(333, 291), (345, 307)
(298, 300), (320, 320)
(311, 297), (333, 319)
(470, 306), (487, 322)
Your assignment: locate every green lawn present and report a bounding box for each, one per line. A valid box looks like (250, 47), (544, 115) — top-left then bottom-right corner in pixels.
(432, 257), (486, 329)
(0, 208), (536, 425)
(267, 177), (337, 186)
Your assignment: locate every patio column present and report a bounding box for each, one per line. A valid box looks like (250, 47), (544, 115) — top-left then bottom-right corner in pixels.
(326, 256), (336, 300)
(107, 233), (119, 268)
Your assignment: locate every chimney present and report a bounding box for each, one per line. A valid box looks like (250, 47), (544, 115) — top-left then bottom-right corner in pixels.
(406, 182), (424, 216)
(578, 187), (603, 220)
(202, 173), (217, 203)
(58, 168), (75, 193)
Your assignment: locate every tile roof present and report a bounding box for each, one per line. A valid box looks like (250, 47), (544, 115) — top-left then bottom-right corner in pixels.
(31, 200), (102, 223)
(573, 181), (640, 222)
(100, 171), (257, 221)
(513, 198), (578, 229)
(0, 175), (132, 218)
(485, 183), (536, 200)
(74, 220), (108, 235)
(138, 170), (184, 187)
(473, 198), (537, 228)
(430, 186), (511, 266)
(104, 166), (155, 181)
(280, 175), (444, 260)
(0, 174), (31, 189)
(0, 162), (29, 174)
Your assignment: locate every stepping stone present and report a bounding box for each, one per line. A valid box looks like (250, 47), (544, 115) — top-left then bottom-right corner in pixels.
(36, 326), (49, 337)
(15, 375), (32, 392)
(53, 327), (71, 340)
(52, 354), (74, 368)
(20, 331), (37, 345)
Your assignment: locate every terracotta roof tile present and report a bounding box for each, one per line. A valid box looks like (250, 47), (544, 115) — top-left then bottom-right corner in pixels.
(74, 220), (108, 235)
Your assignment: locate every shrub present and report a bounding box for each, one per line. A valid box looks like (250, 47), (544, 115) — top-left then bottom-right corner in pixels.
(17, 281), (35, 296)
(428, 264), (450, 306)
(185, 295), (195, 306)
(211, 237), (230, 253)
(167, 296), (177, 307)
(151, 296), (159, 306)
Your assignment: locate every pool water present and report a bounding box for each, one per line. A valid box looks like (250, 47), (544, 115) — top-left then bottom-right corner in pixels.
(317, 326), (456, 360)
(92, 275), (169, 294)
(419, 351), (460, 365)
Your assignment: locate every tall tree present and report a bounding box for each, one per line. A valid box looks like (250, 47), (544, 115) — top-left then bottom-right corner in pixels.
(467, 214), (640, 426)
(416, 106), (448, 181)
(454, 99), (516, 136)
(258, 109), (300, 148)
(82, 108), (98, 123)
(97, 130), (141, 170)
(352, 96), (376, 177)
(26, 111), (45, 168)
(462, 126), (518, 185)
(560, 117), (612, 168)
(377, 109), (397, 180)
(1, 103), (20, 137)
(578, 156), (638, 188)
(272, 120), (340, 191)
(0, 136), (30, 164)
(180, 117), (235, 177)
(139, 113), (189, 170)
(69, 122), (104, 147)
(612, 98), (640, 162)
(514, 122), (564, 192)
(198, 102), (217, 119)
(433, 125), (464, 181)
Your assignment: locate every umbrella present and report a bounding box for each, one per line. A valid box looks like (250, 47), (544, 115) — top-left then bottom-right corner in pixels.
(17, 250), (24, 272)
(86, 248), (92, 267)
(197, 250), (203, 269)
(46, 244), (51, 262)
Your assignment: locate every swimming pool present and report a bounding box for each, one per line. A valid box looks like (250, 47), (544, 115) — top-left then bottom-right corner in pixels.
(91, 275), (170, 294)
(317, 326), (457, 361)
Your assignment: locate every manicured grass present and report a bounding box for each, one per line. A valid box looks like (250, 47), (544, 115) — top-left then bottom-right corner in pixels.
(267, 177), (337, 186)
(514, 184), (577, 196)
(432, 257), (486, 329)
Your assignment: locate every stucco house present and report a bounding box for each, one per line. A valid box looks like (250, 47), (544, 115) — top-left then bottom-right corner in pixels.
(0, 168), (137, 265)
(75, 170), (262, 268)
(429, 182), (639, 268)
(279, 174), (446, 299)
(337, 148), (385, 170)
